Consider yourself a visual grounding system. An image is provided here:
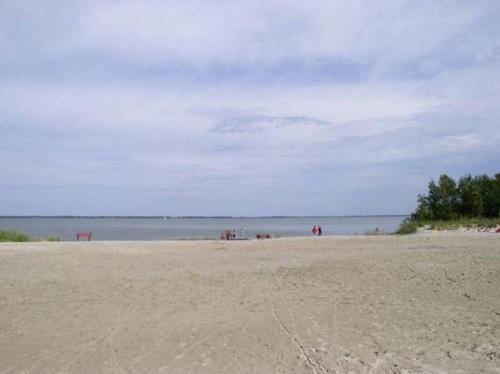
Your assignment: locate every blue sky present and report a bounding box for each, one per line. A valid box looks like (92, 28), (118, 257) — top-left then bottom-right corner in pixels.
(1, 0), (499, 216)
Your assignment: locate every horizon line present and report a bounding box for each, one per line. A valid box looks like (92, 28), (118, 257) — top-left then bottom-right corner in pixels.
(0, 214), (410, 219)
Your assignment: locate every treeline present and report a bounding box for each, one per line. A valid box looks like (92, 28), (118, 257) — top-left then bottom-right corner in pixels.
(413, 173), (500, 220)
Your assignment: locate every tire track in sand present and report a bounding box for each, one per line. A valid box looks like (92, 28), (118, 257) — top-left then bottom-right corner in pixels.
(266, 275), (328, 374)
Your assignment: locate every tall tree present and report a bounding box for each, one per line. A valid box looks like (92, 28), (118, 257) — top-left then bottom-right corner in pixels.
(457, 175), (483, 217)
(436, 174), (458, 219)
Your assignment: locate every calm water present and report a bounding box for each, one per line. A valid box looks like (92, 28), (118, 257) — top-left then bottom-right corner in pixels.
(0, 216), (407, 241)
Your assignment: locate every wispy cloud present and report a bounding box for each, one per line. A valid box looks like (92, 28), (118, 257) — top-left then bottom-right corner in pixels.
(212, 115), (330, 134)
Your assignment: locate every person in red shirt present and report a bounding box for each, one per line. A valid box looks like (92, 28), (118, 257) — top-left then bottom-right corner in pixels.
(312, 225), (318, 235)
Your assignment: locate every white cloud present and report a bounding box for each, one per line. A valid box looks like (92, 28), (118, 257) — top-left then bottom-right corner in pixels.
(1, 0), (499, 215)
(3, 1), (497, 72)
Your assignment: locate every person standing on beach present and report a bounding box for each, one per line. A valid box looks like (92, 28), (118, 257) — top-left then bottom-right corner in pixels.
(318, 226), (322, 236)
(312, 226), (317, 235)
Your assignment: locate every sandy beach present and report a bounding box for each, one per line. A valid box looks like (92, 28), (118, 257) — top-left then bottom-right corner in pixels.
(1, 233), (499, 373)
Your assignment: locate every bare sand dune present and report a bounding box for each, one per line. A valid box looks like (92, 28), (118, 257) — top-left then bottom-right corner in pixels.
(1, 233), (499, 373)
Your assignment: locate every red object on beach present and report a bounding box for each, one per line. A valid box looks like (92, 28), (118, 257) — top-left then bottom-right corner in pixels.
(76, 232), (92, 241)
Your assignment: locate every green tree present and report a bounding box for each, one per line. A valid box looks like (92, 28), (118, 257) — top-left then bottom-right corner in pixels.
(426, 180), (440, 219)
(415, 193), (432, 220)
(457, 175), (483, 217)
(435, 174), (458, 219)
(414, 172), (499, 221)
(486, 173), (500, 217)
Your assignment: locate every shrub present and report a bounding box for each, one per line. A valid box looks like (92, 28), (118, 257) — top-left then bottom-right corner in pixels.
(395, 218), (418, 235)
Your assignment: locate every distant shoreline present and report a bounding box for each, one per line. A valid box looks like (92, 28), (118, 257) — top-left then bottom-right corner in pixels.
(0, 215), (410, 219)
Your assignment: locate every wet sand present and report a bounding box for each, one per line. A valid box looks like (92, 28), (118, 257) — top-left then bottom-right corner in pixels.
(1, 233), (499, 373)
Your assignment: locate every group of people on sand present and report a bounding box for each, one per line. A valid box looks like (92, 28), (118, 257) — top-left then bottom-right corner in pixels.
(220, 228), (245, 240)
(311, 225), (323, 236)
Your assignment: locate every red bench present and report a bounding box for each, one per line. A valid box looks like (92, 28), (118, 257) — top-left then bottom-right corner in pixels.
(76, 232), (92, 241)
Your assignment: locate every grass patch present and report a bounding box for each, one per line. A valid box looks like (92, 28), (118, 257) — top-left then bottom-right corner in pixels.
(0, 230), (61, 242)
(0, 230), (31, 242)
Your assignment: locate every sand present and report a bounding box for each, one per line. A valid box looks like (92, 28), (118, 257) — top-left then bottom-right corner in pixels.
(1, 233), (499, 373)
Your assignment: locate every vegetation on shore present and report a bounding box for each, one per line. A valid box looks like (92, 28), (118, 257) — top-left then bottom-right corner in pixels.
(417, 217), (500, 230)
(395, 218), (419, 234)
(396, 172), (500, 234)
(0, 230), (61, 242)
(0, 230), (31, 242)
(395, 216), (500, 235)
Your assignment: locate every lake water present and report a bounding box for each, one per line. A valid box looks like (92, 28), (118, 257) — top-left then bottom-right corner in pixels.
(0, 216), (407, 241)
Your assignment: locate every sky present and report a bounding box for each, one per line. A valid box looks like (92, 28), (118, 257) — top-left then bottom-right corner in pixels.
(1, 0), (500, 216)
